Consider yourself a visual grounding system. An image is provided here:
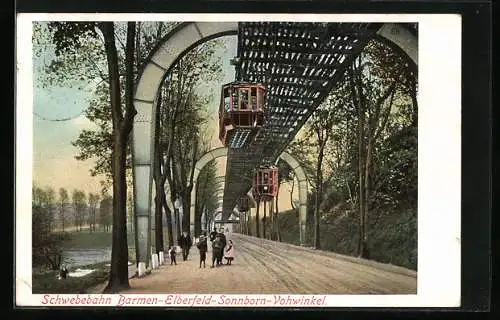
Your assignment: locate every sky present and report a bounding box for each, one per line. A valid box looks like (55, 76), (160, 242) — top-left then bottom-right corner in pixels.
(32, 30), (238, 196)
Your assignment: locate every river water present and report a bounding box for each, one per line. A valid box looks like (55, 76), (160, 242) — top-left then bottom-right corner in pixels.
(64, 248), (135, 278)
(64, 248), (112, 267)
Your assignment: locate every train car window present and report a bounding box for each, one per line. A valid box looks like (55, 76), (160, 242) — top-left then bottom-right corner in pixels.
(231, 88), (238, 111)
(257, 87), (264, 111)
(251, 87), (257, 110)
(240, 88), (249, 110)
(223, 87), (230, 112)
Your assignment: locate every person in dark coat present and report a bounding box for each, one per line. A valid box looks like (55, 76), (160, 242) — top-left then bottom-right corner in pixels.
(196, 235), (208, 268)
(217, 232), (227, 265)
(59, 265), (68, 279)
(209, 227), (218, 242)
(178, 231), (192, 261)
(211, 235), (223, 268)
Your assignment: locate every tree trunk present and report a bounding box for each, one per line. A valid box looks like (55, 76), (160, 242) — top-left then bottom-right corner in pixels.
(204, 210), (208, 232)
(247, 212), (252, 236)
(357, 94), (366, 258)
(167, 152), (181, 245)
(60, 204), (65, 232)
(161, 192), (174, 247)
(154, 193), (164, 255)
(314, 142), (324, 249)
(244, 211), (248, 235)
(153, 89), (165, 255)
(182, 188), (190, 233)
(101, 21), (136, 293)
(349, 60), (367, 258)
(175, 208), (181, 243)
(275, 183), (281, 242)
(184, 137), (198, 235)
(363, 129), (372, 259)
(263, 200), (267, 239)
(107, 136), (130, 292)
(269, 199), (274, 240)
(289, 178), (296, 210)
(255, 198), (260, 238)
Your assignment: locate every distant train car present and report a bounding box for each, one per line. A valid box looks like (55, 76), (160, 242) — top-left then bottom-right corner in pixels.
(219, 82), (266, 148)
(252, 166), (279, 201)
(237, 196), (251, 212)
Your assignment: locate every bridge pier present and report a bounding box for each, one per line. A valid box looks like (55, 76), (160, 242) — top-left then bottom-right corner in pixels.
(298, 180), (308, 246)
(134, 182), (152, 276)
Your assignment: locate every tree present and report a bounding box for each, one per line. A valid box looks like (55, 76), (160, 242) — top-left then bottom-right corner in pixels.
(88, 193), (100, 232)
(99, 195), (113, 232)
(58, 188), (69, 232)
(32, 184), (57, 232)
(263, 199), (267, 239)
(272, 160), (294, 241)
(38, 21), (130, 289)
(347, 39), (411, 258)
(154, 38), (224, 247)
(254, 196), (261, 238)
(194, 159), (219, 235)
(100, 21), (136, 292)
(281, 37), (416, 261)
(72, 189), (86, 231)
(289, 96), (340, 249)
(127, 189), (134, 234)
(32, 204), (67, 270)
(32, 185), (45, 207)
(43, 187), (56, 232)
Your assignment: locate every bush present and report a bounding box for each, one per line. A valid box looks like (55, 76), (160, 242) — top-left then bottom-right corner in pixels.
(32, 205), (69, 270)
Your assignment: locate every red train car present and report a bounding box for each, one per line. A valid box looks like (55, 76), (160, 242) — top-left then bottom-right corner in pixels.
(219, 82), (266, 148)
(237, 196), (251, 213)
(252, 166), (279, 200)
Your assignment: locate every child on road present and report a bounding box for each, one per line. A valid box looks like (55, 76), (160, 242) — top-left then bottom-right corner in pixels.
(196, 235), (208, 268)
(168, 246), (177, 265)
(224, 240), (234, 265)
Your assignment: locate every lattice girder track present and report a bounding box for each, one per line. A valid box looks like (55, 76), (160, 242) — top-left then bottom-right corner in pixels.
(222, 22), (382, 217)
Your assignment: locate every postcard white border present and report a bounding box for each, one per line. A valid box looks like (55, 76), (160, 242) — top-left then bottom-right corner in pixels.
(16, 13), (461, 307)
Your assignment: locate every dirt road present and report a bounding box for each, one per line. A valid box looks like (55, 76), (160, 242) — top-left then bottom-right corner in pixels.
(122, 233), (416, 294)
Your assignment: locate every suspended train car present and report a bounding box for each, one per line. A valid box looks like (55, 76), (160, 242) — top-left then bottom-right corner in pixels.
(237, 195), (251, 213)
(252, 166), (279, 201)
(219, 82), (266, 148)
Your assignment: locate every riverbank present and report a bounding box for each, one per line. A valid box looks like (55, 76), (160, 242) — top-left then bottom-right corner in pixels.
(33, 227), (173, 293)
(33, 261), (110, 294)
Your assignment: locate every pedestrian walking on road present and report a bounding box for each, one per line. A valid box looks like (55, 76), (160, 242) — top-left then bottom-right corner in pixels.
(224, 240), (234, 265)
(168, 246), (177, 265)
(197, 235), (208, 268)
(218, 232), (227, 265)
(211, 235), (223, 268)
(179, 231), (193, 261)
(209, 227), (218, 242)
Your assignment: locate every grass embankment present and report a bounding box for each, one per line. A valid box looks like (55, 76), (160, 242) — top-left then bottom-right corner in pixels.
(249, 208), (417, 271)
(34, 228), (135, 294)
(32, 261), (110, 294)
(34, 227), (196, 293)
